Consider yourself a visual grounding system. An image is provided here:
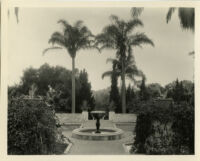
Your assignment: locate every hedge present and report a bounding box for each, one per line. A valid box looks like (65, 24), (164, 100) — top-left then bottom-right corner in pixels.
(8, 98), (58, 154)
(132, 100), (194, 154)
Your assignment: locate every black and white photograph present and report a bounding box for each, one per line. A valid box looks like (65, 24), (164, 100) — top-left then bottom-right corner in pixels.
(3, 1), (197, 156)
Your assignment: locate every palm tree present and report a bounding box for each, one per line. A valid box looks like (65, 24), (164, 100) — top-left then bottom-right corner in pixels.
(43, 20), (94, 113)
(166, 8), (194, 56)
(102, 53), (145, 88)
(166, 8), (194, 31)
(96, 15), (154, 113)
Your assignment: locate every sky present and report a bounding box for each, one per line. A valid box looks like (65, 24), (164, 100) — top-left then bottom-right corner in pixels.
(8, 7), (194, 90)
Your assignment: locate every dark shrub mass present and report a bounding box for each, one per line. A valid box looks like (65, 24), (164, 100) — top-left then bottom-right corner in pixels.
(133, 100), (194, 154)
(8, 98), (58, 154)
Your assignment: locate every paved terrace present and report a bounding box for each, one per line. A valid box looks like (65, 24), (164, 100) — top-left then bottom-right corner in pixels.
(62, 120), (134, 155)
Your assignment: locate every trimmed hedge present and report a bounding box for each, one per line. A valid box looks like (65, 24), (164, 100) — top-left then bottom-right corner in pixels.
(133, 100), (194, 154)
(8, 98), (58, 154)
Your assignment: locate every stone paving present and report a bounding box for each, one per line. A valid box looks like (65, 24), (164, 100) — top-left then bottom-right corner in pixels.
(62, 120), (134, 155)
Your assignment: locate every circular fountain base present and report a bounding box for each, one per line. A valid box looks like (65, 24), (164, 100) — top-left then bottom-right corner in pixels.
(72, 127), (124, 141)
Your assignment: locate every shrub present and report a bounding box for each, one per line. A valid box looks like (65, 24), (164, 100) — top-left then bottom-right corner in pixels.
(172, 103), (194, 154)
(133, 100), (194, 154)
(8, 98), (58, 154)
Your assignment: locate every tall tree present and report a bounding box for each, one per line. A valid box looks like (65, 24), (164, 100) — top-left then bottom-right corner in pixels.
(109, 62), (120, 112)
(96, 14), (154, 113)
(166, 79), (190, 103)
(77, 69), (95, 113)
(44, 20), (94, 113)
(139, 77), (149, 101)
(126, 84), (135, 105)
(97, 28), (154, 113)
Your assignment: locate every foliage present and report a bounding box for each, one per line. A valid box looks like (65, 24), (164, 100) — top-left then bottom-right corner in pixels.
(172, 103), (194, 154)
(96, 13), (154, 113)
(166, 8), (194, 31)
(102, 53), (145, 85)
(126, 84), (135, 103)
(139, 77), (150, 101)
(93, 87), (110, 111)
(108, 101), (116, 111)
(8, 98), (58, 154)
(166, 79), (193, 104)
(126, 84), (136, 112)
(133, 100), (194, 154)
(45, 20), (95, 57)
(76, 69), (95, 112)
(131, 7), (144, 18)
(8, 64), (95, 113)
(147, 83), (164, 99)
(108, 62), (120, 112)
(44, 19), (96, 113)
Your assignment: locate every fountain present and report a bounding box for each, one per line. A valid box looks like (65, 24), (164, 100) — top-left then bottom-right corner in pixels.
(72, 110), (124, 141)
(91, 111), (105, 133)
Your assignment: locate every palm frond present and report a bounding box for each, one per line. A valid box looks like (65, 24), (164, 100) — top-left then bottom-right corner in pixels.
(42, 47), (63, 55)
(58, 19), (71, 29)
(14, 7), (19, 23)
(131, 7), (144, 18)
(103, 24), (121, 38)
(95, 33), (116, 51)
(109, 15), (126, 31)
(110, 15), (120, 23)
(48, 32), (65, 46)
(166, 7), (176, 23)
(129, 32), (154, 47)
(80, 44), (100, 52)
(74, 20), (83, 29)
(178, 8), (194, 31)
(125, 52), (135, 67)
(125, 19), (143, 34)
(102, 71), (113, 79)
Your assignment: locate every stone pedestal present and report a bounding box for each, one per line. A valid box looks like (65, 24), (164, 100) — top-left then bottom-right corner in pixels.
(109, 111), (115, 121)
(82, 111), (88, 121)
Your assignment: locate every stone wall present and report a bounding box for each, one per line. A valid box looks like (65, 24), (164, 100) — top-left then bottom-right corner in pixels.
(109, 112), (137, 123)
(56, 113), (84, 125)
(56, 112), (137, 124)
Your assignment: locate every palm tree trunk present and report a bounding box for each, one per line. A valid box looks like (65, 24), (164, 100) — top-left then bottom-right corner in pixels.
(121, 59), (126, 113)
(72, 57), (76, 113)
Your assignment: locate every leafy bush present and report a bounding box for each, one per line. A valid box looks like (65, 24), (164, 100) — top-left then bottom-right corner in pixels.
(172, 103), (194, 154)
(8, 98), (58, 154)
(133, 100), (194, 154)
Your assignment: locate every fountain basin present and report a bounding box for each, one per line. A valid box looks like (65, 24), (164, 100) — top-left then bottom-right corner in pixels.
(72, 127), (124, 141)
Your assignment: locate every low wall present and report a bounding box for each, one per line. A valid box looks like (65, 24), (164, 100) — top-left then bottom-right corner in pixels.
(56, 113), (84, 125)
(109, 113), (137, 123)
(115, 123), (136, 132)
(56, 112), (137, 124)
